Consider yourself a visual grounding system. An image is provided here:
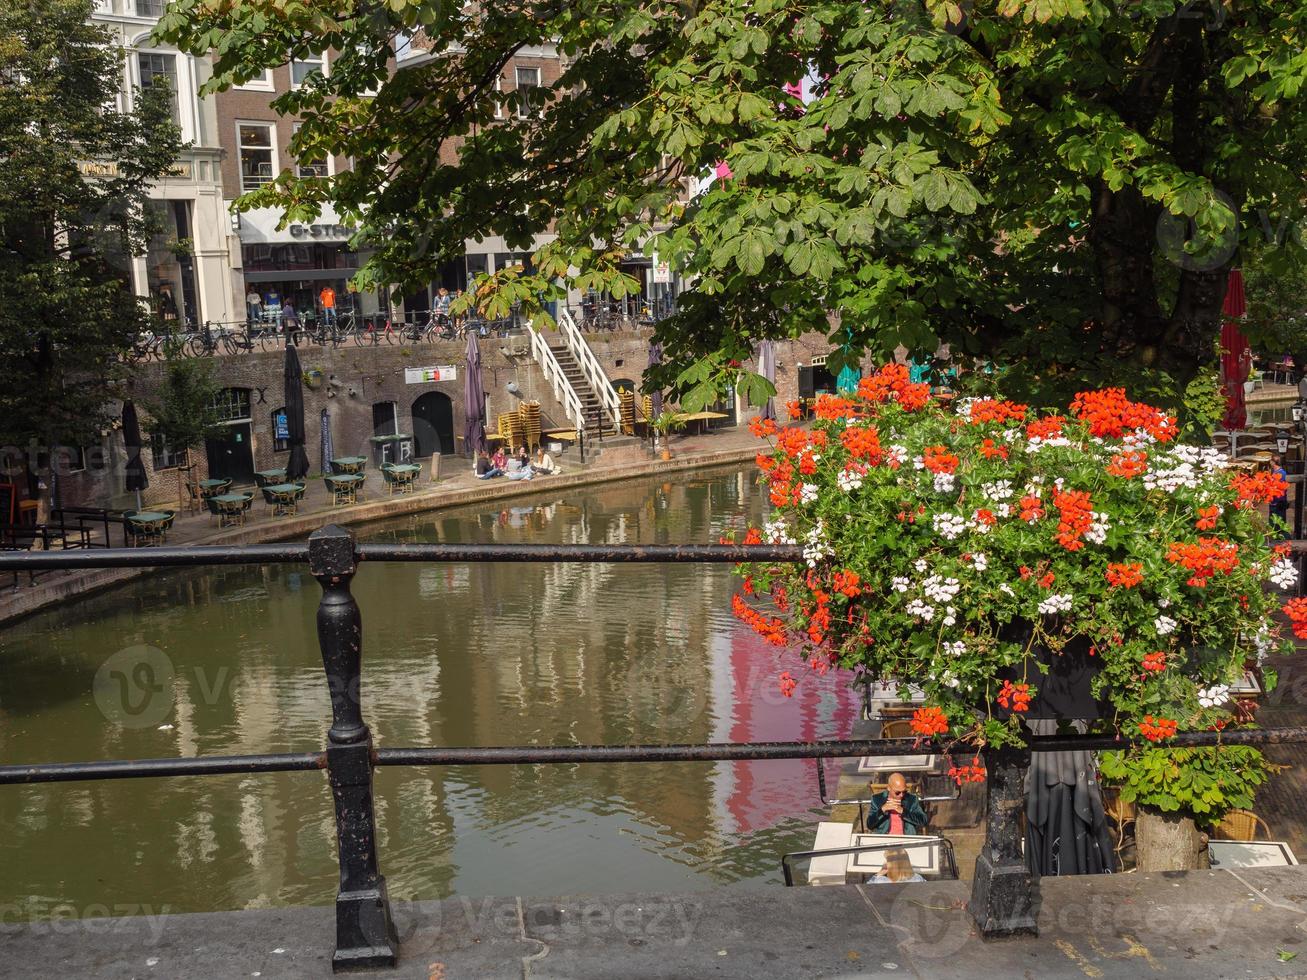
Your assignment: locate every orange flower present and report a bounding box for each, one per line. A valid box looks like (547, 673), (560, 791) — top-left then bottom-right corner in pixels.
(778, 671), (797, 698)
(921, 444), (960, 474)
(1105, 562), (1143, 588)
(840, 424), (883, 462)
(786, 400), (802, 420)
(1106, 450), (1148, 479)
(831, 569), (862, 598)
(1165, 537), (1240, 587)
(979, 438), (1009, 460)
(910, 706), (950, 737)
(748, 416), (778, 439)
(1051, 488), (1093, 551)
(1284, 597), (1307, 639)
(813, 394), (858, 420)
(1025, 416), (1066, 441)
(996, 680), (1033, 712)
(947, 756), (987, 785)
(967, 399), (1028, 426)
(1070, 388), (1176, 442)
(1139, 715), (1178, 741)
(973, 508), (997, 527)
(1195, 505), (1222, 531)
(1019, 494), (1044, 523)
(1038, 571), (1055, 589)
(743, 528), (762, 545)
(856, 364), (932, 411)
(1141, 650), (1166, 673)
(1230, 470), (1288, 508)
(731, 594), (787, 646)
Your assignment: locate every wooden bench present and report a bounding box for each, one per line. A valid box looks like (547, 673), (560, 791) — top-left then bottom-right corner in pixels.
(809, 821), (853, 886)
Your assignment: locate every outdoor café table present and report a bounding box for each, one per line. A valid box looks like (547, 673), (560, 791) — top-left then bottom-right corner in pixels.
(327, 473), (363, 506)
(382, 464), (420, 495)
(212, 494), (248, 528)
(127, 511), (169, 544)
(199, 478), (231, 497)
(331, 456), (367, 475)
(680, 410), (729, 435)
(254, 469), (287, 486)
(265, 483), (303, 517)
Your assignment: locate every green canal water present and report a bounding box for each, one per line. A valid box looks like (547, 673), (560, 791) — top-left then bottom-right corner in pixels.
(0, 467), (860, 917)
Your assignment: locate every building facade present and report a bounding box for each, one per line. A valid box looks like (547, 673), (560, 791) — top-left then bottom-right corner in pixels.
(90, 0), (238, 327)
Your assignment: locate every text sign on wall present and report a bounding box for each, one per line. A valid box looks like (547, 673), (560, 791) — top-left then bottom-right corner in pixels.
(405, 365), (458, 384)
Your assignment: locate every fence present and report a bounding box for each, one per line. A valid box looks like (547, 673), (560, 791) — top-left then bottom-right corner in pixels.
(1, 530), (1304, 968)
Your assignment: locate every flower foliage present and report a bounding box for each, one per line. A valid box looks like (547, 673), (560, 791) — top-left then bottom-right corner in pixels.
(730, 365), (1293, 748)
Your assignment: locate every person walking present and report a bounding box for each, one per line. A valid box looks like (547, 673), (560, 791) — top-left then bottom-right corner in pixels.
(282, 300), (300, 345)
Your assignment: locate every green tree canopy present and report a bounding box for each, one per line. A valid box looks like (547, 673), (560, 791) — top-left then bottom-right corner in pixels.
(160, 0), (1307, 409)
(1, 0), (180, 452)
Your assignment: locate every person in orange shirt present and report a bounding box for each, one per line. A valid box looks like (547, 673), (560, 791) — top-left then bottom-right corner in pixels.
(319, 285), (337, 325)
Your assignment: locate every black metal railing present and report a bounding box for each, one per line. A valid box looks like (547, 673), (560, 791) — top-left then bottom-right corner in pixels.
(2, 528), (1305, 968)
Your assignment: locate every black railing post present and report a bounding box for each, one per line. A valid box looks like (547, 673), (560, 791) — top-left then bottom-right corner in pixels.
(968, 744), (1038, 938)
(309, 524), (398, 972)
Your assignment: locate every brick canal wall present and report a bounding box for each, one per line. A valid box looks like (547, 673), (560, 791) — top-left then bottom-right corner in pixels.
(51, 329), (870, 511)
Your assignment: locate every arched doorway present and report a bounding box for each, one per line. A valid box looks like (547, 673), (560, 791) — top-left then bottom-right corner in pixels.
(412, 392), (455, 458)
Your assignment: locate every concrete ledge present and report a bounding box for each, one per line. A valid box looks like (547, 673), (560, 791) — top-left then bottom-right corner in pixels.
(3, 867), (1307, 978)
(0, 444), (758, 626)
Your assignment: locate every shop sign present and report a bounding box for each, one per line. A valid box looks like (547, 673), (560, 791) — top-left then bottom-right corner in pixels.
(273, 408), (289, 440)
(289, 222), (355, 240)
(165, 162), (192, 179)
(78, 160), (120, 177)
(651, 254), (671, 284)
(405, 365), (457, 384)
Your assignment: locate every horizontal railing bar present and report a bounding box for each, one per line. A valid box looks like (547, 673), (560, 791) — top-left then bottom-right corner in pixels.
(8, 727), (1305, 787)
(0, 542), (803, 571)
(0, 752), (325, 785)
(0, 543), (311, 570)
(354, 543), (803, 563)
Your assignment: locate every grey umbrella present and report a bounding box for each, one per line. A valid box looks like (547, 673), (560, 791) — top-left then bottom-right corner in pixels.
(122, 400), (148, 511)
(464, 332), (487, 456)
(757, 340), (776, 421)
(647, 341), (664, 420)
(320, 409), (334, 476)
(283, 344), (310, 481)
(1024, 719), (1116, 877)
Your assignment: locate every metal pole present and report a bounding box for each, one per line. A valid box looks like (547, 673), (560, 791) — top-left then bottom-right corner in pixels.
(1296, 434), (1305, 542)
(968, 744), (1038, 939)
(309, 525), (397, 971)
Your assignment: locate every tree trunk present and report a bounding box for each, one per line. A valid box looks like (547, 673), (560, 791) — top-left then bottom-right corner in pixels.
(1135, 804), (1210, 872)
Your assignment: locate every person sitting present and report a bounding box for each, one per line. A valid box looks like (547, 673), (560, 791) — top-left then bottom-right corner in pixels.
(867, 772), (928, 835)
(505, 446), (533, 481)
(531, 446), (558, 475)
(871, 848), (925, 884)
(475, 450), (502, 480)
(492, 447), (508, 471)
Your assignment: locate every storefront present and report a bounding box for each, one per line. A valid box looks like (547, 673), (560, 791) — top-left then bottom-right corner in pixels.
(234, 206), (387, 324)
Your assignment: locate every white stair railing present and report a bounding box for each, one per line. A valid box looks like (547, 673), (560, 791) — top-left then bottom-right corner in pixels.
(526, 321), (586, 430)
(557, 308), (622, 427)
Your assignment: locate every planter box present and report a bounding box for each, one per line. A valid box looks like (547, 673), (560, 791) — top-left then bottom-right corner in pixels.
(994, 627), (1108, 720)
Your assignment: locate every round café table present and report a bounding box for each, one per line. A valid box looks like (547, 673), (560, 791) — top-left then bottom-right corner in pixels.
(255, 469), (287, 487)
(212, 493), (250, 528)
(264, 483), (304, 516)
(326, 473), (363, 506)
(331, 456), (368, 474)
(127, 511), (169, 546)
(199, 478), (231, 497)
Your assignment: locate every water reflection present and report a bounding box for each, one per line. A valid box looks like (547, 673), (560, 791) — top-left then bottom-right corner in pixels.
(0, 467), (858, 915)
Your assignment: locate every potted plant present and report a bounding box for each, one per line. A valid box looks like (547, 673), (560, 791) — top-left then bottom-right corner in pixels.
(651, 410), (687, 460)
(732, 363), (1295, 869)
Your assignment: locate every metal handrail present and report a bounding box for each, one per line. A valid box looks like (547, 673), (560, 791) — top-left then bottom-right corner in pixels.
(781, 836), (958, 886)
(526, 320), (587, 430)
(558, 307), (622, 426)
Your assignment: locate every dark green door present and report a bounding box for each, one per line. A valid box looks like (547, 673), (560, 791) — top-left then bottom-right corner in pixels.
(205, 422), (255, 484)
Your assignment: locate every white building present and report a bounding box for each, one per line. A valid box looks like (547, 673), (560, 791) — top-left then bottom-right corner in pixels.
(90, 0), (238, 326)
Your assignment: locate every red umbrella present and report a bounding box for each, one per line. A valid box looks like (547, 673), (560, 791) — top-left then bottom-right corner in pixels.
(1220, 269), (1249, 431)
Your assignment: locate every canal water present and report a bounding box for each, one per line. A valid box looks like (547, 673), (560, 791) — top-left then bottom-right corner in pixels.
(0, 467), (860, 917)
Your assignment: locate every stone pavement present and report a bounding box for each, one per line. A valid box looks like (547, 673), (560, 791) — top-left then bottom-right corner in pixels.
(3, 867), (1307, 979)
(0, 426), (762, 625)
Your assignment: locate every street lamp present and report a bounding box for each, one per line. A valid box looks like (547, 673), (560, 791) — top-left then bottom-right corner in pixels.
(1293, 402), (1305, 424)
(1277, 429), (1290, 455)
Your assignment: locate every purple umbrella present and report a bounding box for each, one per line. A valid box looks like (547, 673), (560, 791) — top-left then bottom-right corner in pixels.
(757, 340), (776, 421)
(464, 332), (487, 456)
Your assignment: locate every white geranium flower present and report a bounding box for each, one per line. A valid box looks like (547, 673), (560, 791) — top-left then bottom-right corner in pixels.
(905, 599), (935, 622)
(836, 467), (864, 493)
(1270, 559), (1298, 591)
(1037, 593), (1073, 616)
(933, 471), (957, 494)
(1197, 684), (1230, 709)
(932, 513), (967, 540)
(943, 641), (966, 657)
(981, 480), (1014, 501)
(1155, 615), (1177, 636)
(891, 576), (911, 593)
(798, 483), (819, 505)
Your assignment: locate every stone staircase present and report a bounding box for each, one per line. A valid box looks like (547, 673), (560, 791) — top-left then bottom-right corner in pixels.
(547, 339), (611, 434)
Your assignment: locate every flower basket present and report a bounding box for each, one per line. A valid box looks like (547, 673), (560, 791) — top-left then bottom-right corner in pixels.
(732, 364), (1296, 751)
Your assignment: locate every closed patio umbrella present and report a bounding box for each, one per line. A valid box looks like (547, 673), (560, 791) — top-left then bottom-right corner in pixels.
(1220, 269), (1249, 432)
(647, 341), (664, 420)
(1024, 719), (1116, 877)
(757, 340), (776, 421)
(464, 332), (487, 456)
(122, 400), (148, 511)
(320, 409), (334, 476)
(283, 344), (310, 481)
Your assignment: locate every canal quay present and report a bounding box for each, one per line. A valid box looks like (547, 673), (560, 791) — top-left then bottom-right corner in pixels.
(6, 436), (1307, 978)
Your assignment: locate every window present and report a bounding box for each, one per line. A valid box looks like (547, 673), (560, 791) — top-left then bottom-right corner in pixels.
(238, 122), (276, 192)
(209, 388), (252, 422)
(150, 435), (184, 470)
(271, 407), (290, 452)
(515, 67), (540, 118)
(137, 52), (178, 123)
(292, 122), (330, 179)
(237, 68), (274, 92)
(494, 76), (504, 120)
(291, 53), (326, 89)
(134, 0), (165, 15)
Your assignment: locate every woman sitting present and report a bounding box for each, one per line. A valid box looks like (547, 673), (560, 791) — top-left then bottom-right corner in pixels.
(475, 450), (502, 480)
(871, 848), (924, 885)
(531, 447), (559, 475)
(505, 446), (534, 481)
